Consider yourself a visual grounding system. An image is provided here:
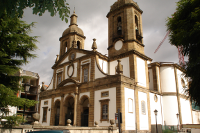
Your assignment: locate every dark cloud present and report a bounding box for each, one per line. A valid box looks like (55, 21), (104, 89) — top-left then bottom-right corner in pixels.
(22, 0), (180, 85)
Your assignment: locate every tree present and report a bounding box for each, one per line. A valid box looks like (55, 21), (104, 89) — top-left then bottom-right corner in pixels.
(0, 0), (70, 23)
(166, 0), (200, 106)
(0, 12), (38, 121)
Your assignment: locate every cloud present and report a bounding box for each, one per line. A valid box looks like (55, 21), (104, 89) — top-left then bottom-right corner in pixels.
(21, 0), (180, 85)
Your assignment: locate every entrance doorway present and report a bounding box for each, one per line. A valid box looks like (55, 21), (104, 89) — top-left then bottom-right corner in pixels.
(81, 98), (89, 126)
(64, 97), (74, 125)
(54, 100), (60, 126)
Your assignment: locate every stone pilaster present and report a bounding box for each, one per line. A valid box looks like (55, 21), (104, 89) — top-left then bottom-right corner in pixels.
(73, 86), (78, 126)
(174, 67), (183, 125)
(50, 96), (55, 126)
(59, 94), (64, 126)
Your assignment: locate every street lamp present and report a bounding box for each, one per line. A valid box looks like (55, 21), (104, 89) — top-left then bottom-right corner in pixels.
(154, 109), (158, 133)
(176, 113), (179, 132)
(23, 82), (30, 124)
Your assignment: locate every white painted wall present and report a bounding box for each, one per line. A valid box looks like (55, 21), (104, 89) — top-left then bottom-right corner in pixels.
(60, 52), (85, 65)
(95, 61), (106, 79)
(177, 69), (187, 94)
(64, 94), (75, 101)
(180, 98), (192, 124)
(76, 53), (86, 58)
(65, 62), (78, 79)
(98, 59), (108, 73)
(160, 66), (176, 92)
(54, 97), (61, 102)
(94, 87), (116, 127)
(192, 111), (200, 124)
(79, 92), (90, 100)
(149, 93), (162, 124)
(149, 69), (153, 90)
(136, 57), (146, 87)
(109, 57), (130, 77)
(39, 98), (52, 126)
(60, 56), (69, 64)
(162, 96), (178, 125)
(138, 91), (149, 130)
(124, 88), (135, 130)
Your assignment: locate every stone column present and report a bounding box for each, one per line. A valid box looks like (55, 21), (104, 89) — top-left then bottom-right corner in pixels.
(73, 86), (78, 126)
(59, 94), (64, 126)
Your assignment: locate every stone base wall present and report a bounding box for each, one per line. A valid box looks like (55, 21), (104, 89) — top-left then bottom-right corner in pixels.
(0, 125), (118, 133)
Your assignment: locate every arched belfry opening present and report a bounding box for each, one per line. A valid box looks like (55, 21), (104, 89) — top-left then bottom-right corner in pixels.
(135, 15), (139, 37)
(64, 96), (74, 125)
(54, 100), (60, 126)
(117, 16), (122, 35)
(65, 42), (68, 53)
(80, 96), (89, 127)
(77, 41), (80, 49)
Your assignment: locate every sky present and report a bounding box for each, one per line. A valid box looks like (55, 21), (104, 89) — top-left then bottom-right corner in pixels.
(22, 0), (181, 85)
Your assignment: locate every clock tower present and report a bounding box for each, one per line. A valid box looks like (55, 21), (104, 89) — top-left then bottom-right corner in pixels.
(107, 0), (144, 58)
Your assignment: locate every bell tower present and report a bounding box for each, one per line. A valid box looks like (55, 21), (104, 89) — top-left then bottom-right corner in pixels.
(59, 10), (86, 58)
(107, 0), (144, 58)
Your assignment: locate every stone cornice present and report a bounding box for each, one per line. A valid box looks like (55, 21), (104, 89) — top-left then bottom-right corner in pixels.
(59, 32), (86, 41)
(107, 3), (143, 18)
(108, 50), (152, 61)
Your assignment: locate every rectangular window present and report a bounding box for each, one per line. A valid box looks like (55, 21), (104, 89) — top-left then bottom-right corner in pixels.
(44, 101), (48, 105)
(102, 104), (108, 119)
(42, 107), (48, 122)
(101, 91), (109, 97)
(82, 63), (89, 83)
(99, 99), (110, 121)
(57, 72), (62, 85)
(84, 68), (88, 82)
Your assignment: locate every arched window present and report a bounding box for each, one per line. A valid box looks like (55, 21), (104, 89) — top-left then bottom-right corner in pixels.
(77, 41), (80, 49)
(117, 16), (122, 35)
(65, 42), (67, 52)
(135, 15), (139, 36)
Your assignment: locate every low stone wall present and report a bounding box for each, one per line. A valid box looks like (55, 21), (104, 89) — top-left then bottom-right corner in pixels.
(0, 125), (118, 133)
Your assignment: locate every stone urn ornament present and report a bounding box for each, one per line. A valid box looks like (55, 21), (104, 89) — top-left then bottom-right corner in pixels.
(110, 119), (115, 127)
(67, 119), (71, 126)
(94, 121), (99, 127)
(31, 113), (41, 125)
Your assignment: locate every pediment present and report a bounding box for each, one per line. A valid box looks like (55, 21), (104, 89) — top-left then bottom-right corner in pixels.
(60, 52), (86, 65)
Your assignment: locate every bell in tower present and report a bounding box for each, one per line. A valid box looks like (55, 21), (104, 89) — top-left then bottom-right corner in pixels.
(107, 0), (144, 58)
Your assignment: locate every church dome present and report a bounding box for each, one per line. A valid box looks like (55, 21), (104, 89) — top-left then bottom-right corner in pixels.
(62, 25), (84, 37)
(62, 11), (84, 37)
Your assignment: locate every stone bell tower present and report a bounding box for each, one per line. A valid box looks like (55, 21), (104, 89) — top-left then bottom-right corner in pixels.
(107, 0), (144, 58)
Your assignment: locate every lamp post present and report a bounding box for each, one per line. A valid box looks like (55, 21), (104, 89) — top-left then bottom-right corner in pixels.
(176, 113), (179, 132)
(23, 82), (30, 124)
(154, 109), (158, 133)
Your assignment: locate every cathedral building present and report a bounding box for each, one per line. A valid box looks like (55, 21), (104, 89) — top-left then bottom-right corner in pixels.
(39, 0), (197, 132)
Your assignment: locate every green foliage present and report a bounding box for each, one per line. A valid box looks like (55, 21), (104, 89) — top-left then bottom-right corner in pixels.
(0, 13), (38, 113)
(1, 114), (25, 128)
(0, 0), (70, 23)
(166, 0), (200, 106)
